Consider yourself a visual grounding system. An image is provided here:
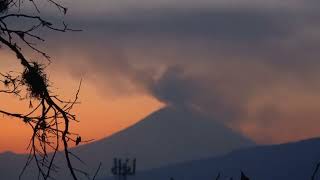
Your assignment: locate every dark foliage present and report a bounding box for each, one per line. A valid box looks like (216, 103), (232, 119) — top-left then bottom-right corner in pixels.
(21, 62), (48, 99)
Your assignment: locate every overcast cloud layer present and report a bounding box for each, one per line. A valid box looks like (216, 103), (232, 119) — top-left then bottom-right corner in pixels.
(36, 0), (320, 144)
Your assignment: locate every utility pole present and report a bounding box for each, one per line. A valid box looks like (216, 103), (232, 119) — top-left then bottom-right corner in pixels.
(111, 158), (136, 180)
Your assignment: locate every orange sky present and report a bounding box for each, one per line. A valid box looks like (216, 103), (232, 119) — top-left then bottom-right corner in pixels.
(2, 0), (320, 156)
(0, 53), (164, 153)
(0, 78), (163, 153)
(3, 56), (320, 153)
(2, 50), (320, 153)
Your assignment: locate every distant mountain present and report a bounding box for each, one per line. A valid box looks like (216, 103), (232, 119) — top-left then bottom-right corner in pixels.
(0, 151), (42, 180)
(100, 137), (320, 180)
(0, 105), (254, 179)
(71, 106), (254, 178)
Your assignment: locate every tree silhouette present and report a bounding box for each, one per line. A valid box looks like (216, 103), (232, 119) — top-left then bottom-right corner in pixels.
(0, 0), (84, 179)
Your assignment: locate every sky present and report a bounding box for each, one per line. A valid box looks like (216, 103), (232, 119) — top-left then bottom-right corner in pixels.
(1, 0), (320, 153)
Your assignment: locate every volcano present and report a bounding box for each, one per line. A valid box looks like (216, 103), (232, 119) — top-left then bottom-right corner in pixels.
(0, 106), (254, 180)
(71, 106), (254, 179)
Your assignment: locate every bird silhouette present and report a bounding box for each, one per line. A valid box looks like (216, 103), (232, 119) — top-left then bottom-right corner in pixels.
(75, 136), (81, 146)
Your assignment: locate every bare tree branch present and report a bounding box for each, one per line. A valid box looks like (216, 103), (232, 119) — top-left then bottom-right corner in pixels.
(0, 0), (87, 179)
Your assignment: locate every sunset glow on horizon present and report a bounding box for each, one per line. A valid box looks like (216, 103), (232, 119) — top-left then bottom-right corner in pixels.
(3, 1), (320, 180)
(0, 56), (164, 153)
(0, 80), (164, 153)
(2, 0), (320, 154)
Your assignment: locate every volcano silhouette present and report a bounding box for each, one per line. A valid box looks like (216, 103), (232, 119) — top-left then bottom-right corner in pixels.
(0, 106), (254, 180)
(71, 105), (254, 179)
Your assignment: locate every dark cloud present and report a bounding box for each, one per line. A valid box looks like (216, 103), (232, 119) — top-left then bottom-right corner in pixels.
(64, 8), (294, 44)
(100, 9), (288, 41)
(41, 4), (320, 144)
(151, 66), (192, 106)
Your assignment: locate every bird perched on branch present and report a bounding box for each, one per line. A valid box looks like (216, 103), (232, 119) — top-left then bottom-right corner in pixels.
(76, 136), (82, 146)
